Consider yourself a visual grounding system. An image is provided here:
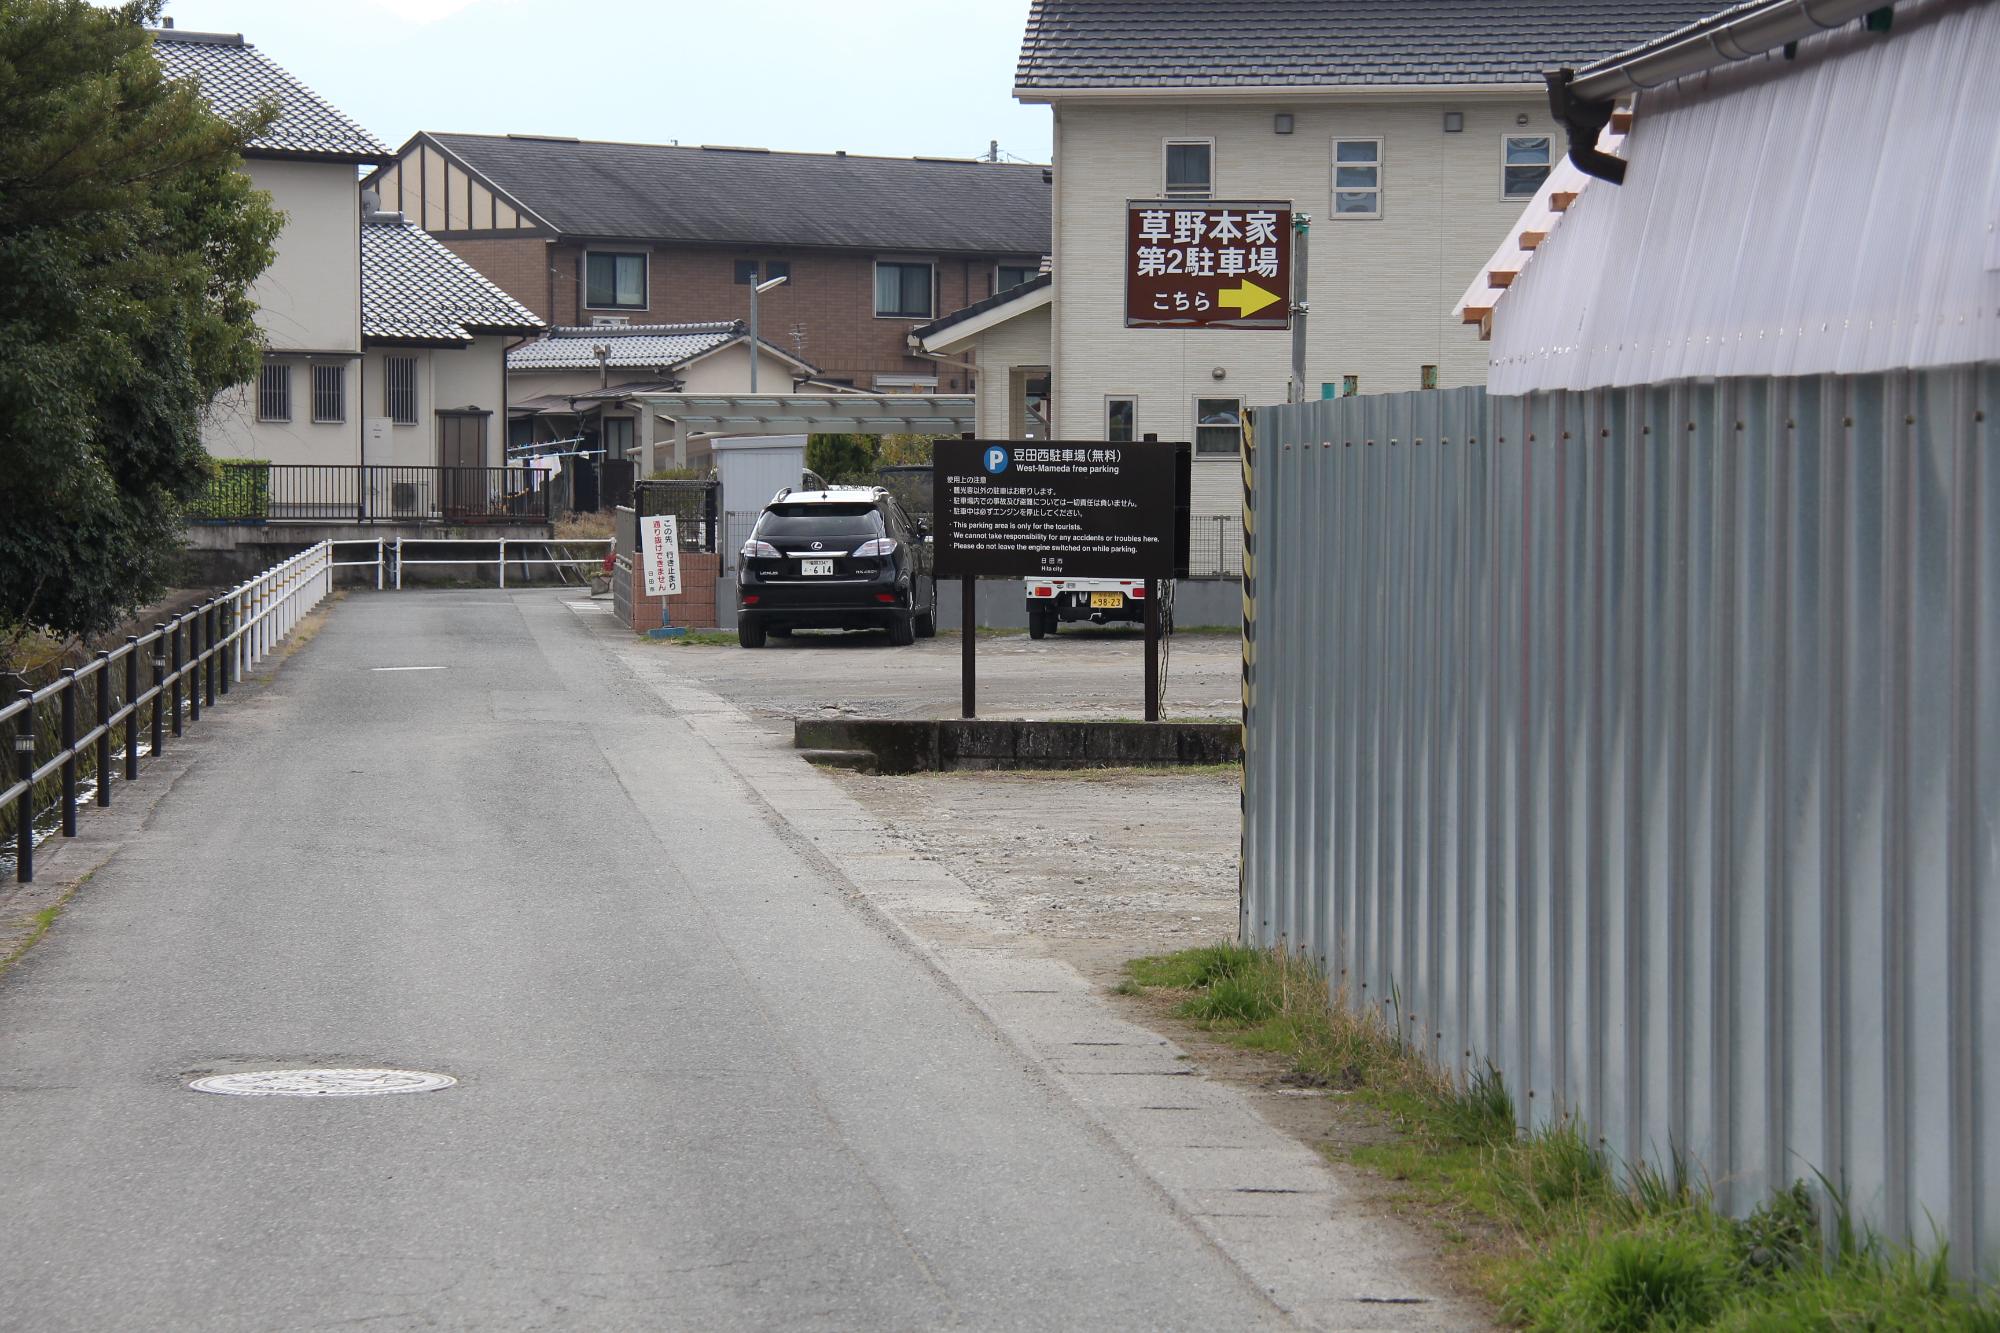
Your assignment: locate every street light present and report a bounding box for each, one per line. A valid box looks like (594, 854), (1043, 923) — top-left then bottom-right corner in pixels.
(749, 273), (788, 392)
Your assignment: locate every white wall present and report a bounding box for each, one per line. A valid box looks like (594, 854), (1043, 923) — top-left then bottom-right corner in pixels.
(358, 338), (509, 468)
(966, 304), (1052, 438)
(247, 158), (362, 354)
(676, 341), (807, 393)
(199, 355), (360, 466)
(1051, 95), (1551, 513)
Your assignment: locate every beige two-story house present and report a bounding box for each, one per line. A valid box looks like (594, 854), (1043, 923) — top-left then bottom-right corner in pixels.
(916, 0), (1716, 526)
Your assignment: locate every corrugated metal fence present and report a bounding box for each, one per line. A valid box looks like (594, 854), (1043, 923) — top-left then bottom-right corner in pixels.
(1242, 370), (1997, 1274)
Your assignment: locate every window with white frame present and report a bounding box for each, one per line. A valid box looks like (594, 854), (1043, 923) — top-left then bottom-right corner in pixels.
(1163, 139), (1212, 198)
(874, 261), (934, 318)
(585, 251), (647, 309)
(385, 355), (418, 425)
(1503, 135), (1553, 199)
(257, 362), (290, 422)
(312, 364), (345, 423)
(1106, 396), (1136, 443)
(1332, 139), (1382, 218)
(1194, 397), (1242, 456)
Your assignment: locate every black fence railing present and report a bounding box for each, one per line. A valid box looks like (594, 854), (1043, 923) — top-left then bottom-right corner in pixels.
(633, 479), (720, 551)
(190, 464), (550, 525)
(2, 544), (332, 884)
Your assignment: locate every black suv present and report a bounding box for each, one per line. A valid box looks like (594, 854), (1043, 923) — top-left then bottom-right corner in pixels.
(735, 487), (937, 648)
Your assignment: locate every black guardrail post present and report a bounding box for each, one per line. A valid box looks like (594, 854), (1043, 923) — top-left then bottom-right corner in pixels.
(150, 627), (166, 756)
(187, 609), (201, 724)
(95, 653), (111, 807)
(123, 638), (139, 781)
(205, 602), (218, 709)
(13, 690), (33, 882)
(168, 618), (183, 740)
(58, 671), (77, 837)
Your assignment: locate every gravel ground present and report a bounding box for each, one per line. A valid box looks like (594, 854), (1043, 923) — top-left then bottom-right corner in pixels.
(650, 627), (1242, 726)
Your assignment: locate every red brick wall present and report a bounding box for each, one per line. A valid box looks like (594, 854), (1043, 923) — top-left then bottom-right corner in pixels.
(442, 235), (1036, 392)
(626, 551), (720, 631)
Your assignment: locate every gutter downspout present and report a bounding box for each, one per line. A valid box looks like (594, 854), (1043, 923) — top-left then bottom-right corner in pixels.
(1548, 0), (1896, 184)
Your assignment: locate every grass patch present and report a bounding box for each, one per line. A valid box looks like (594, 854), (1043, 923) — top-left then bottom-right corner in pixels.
(640, 630), (738, 647)
(1119, 944), (2000, 1329)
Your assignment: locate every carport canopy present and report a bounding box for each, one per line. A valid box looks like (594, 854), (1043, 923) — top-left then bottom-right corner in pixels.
(617, 391), (976, 471)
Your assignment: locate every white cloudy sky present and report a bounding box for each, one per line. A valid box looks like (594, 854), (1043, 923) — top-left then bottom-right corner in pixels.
(153, 0), (1052, 162)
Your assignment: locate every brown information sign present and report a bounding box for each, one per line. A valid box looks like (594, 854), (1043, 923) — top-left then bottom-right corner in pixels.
(932, 439), (1190, 581)
(1124, 200), (1293, 330)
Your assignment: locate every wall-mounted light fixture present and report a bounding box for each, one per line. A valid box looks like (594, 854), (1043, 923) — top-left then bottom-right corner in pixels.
(1212, 366), (1227, 380)
(1517, 112), (1531, 127)
(1273, 113), (1295, 135)
(1443, 111), (1464, 133)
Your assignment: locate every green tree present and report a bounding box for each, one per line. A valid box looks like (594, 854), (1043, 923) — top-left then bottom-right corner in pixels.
(0, 0), (281, 656)
(876, 433), (936, 467)
(805, 433), (879, 484)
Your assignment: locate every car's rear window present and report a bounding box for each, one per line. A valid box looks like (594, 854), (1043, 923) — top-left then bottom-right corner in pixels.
(755, 503), (884, 542)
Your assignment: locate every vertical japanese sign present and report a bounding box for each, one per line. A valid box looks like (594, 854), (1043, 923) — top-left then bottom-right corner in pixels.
(640, 514), (682, 596)
(1125, 200), (1293, 330)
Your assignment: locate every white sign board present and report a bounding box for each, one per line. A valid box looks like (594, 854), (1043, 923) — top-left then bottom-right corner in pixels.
(639, 514), (683, 597)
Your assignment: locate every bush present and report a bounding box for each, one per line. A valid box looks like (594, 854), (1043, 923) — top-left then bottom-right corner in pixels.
(194, 458), (269, 521)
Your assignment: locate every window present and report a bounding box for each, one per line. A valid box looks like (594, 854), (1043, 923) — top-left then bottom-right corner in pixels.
(1503, 135), (1553, 199)
(996, 264), (1036, 294)
(734, 259), (759, 284)
(1421, 364), (1439, 390)
(257, 362), (290, 422)
(874, 261), (934, 318)
(738, 258), (791, 284)
(1106, 397), (1136, 443)
(765, 259), (790, 282)
(385, 355), (417, 425)
(312, 364), (345, 423)
(585, 251), (647, 308)
(1164, 139), (1212, 198)
(1332, 139), (1381, 218)
(1195, 397), (1241, 456)
(600, 416), (634, 459)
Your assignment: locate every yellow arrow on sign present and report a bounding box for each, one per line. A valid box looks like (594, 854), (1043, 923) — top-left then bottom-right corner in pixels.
(1217, 279), (1281, 318)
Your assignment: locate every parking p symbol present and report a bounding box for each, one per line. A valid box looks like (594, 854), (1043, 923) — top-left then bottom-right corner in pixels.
(983, 446), (1011, 475)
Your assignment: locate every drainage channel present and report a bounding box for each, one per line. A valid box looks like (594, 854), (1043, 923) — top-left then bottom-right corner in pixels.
(188, 1068), (455, 1097)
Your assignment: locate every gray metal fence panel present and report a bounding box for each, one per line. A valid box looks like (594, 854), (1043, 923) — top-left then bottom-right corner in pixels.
(1244, 369), (1998, 1276)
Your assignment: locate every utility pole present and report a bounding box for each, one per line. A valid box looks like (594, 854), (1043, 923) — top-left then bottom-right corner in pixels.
(1288, 214), (1311, 404)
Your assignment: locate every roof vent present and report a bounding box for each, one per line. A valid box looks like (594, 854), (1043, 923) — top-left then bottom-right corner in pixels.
(591, 315), (629, 327)
(701, 144), (770, 154)
(506, 133), (580, 143)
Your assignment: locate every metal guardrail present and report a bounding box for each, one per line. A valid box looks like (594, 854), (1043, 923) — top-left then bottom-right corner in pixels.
(191, 464), (551, 525)
(2, 542), (335, 884)
(390, 537), (614, 589)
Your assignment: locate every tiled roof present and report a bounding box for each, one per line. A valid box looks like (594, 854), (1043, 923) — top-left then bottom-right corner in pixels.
(506, 323), (744, 371)
(361, 218), (544, 345)
(418, 134), (1052, 254)
(913, 272), (1052, 340)
(150, 30), (389, 161)
(1014, 0), (1727, 90)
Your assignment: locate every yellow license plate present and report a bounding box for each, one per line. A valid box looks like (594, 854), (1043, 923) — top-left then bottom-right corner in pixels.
(1089, 593), (1124, 609)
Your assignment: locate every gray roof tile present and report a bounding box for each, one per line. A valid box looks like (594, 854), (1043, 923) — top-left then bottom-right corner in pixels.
(1015, 1), (1726, 89)
(420, 135), (1051, 255)
(362, 219), (544, 344)
(151, 30), (389, 161)
(508, 323), (744, 372)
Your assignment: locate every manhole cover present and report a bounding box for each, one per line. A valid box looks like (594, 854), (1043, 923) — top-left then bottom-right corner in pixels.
(187, 1068), (455, 1098)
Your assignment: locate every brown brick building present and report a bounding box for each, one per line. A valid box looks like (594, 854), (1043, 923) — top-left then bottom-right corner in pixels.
(363, 134), (1051, 393)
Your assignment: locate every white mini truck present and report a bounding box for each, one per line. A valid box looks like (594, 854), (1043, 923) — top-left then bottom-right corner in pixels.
(1023, 577), (1164, 638)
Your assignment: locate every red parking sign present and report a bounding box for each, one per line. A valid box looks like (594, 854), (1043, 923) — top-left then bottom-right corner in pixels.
(1124, 200), (1293, 330)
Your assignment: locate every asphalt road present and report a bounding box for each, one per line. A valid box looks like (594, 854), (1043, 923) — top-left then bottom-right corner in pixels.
(0, 590), (1280, 1331)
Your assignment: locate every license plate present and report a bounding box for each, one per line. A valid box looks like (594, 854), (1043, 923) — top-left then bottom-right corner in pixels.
(801, 559), (835, 576)
(1089, 592), (1124, 609)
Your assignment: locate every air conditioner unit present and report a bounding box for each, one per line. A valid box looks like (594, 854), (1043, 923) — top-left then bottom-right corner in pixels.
(591, 315), (629, 327)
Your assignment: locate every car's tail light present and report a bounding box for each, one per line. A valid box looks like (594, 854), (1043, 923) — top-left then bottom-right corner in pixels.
(741, 538), (781, 559)
(1129, 583), (1146, 598)
(1032, 586), (1053, 598)
(741, 594), (760, 605)
(875, 593), (899, 603)
(851, 537), (898, 558)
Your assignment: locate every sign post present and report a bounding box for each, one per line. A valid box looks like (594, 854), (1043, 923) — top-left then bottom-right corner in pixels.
(639, 513), (684, 639)
(932, 437), (1190, 719)
(1124, 200), (1294, 331)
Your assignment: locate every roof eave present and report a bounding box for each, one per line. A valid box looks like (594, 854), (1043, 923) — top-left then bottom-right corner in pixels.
(1014, 80), (1543, 103)
(244, 146), (395, 166)
(364, 333), (473, 349)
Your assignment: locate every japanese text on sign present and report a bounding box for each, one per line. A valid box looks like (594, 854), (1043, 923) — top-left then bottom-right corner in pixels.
(931, 439), (1190, 581)
(1125, 200), (1292, 330)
